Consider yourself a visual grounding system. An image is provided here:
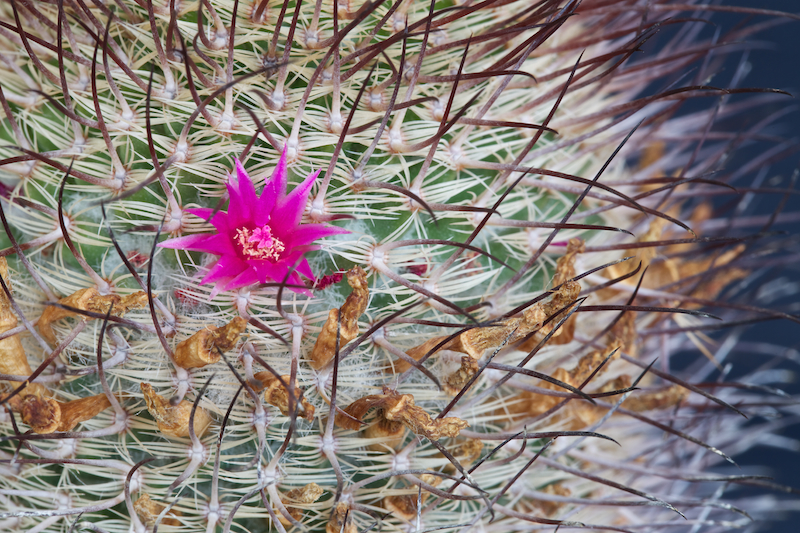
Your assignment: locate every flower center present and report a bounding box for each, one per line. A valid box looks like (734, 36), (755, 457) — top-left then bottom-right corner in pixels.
(235, 224), (285, 261)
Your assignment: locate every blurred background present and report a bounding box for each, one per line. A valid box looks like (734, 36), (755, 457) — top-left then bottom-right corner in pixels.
(708, 2), (799, 531)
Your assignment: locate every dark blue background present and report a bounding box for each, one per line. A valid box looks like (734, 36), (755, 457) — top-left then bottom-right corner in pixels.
(709, 2), (799, 531)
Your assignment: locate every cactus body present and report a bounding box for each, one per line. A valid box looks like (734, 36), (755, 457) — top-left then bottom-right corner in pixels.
(0, 1), (798, 532)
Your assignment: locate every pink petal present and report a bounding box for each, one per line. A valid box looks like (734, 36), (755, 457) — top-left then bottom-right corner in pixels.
(224, 267), (261, 291)
(185, 208), (215, 221)
(295, 258), (314, 280)
(270, 169), (320, 236)
(201, 255), (249, 285)
(275, 250), (315, 280)
(226, 182), (248, 230)
(224, 159), (257, 228)
(191, 233), (236, 256)
(256, 147), (288, 225)
(158, 233), (218, 251)
(186, 207), (230, 232)
(283, 224), (349, 248)
(235, 159), (258, 206)
(286, 273), (313, 296)
(251, 261), (288, 283)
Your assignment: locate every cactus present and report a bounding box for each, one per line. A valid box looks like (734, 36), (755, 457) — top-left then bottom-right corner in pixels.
(0, 0), (798, 532)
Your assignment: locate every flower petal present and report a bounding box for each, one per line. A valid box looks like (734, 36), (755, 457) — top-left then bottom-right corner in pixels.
(224, 267), (261, 291)
(186, 207), (230, 232)
(256, 147), (288, 225)
(270, 169), (320, 236)
(158, 233), (218, 251)
(185, 208), (215, 221)
(224, 159), (258, 229)
(201, 255), (249, 285)
(283, 223), (349, 248)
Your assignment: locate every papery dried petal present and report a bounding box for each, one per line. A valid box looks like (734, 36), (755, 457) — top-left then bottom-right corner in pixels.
(38, 288), (148, 345)
(173, 316), (248, 369)
(56, 393), (112, 432)
(252, 371), (315, 421)
(0, 258), (43, 399)
(134, 494), (182, 527)
(140, 383), (212, 438)
(276, 483), (323, 526)
(309, 266), (368, 369)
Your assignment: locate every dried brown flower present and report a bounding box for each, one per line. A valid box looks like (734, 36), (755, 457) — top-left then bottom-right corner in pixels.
(252, 371), (315, 421)
(0, 258), (43, 399)
(276, 483), (323, 526)
(173, 316), (248, 369)
(394, 304), (547, 373)
(38, 288), (148, 345)
(140, 383), (212, 438)
(18, 393), (60, 434)
(622, 385), (687, 413)
(440, 352), (479, 396)
(384, 475), (441, 521)
(326, 502), (356, 533)
(310, 266), (368, 369)
(133, 493), (182, 527)
(337, 390), (468, 441)
(55, 393), (112, 432)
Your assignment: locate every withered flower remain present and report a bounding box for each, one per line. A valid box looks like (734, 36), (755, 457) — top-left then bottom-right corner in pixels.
(133, 494), (182, 527)
(252, 371), (315, 421)
(337, 389), (468, 441)
(310, 266), (369, 369)
(38, 288), (149, 345)
(0, 257), (42, 399)
(174, 316), (248, 369)
(140, 383), (212, 439)
(275, 483), (324, 526)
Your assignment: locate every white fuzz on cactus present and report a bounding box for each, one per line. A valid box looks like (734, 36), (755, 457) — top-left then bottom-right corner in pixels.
(0, 1), (798, 532)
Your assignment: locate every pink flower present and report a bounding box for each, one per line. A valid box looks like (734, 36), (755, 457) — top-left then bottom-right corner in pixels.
(159, 150), (347, 295)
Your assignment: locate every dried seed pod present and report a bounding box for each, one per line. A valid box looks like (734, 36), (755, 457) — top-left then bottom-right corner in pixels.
(0, 257), (44, 399)
(439, 351), (479, 396)
(448, 438), (484, 468)
(522, 483), (572, 517)
(134, 493), (182, 527)
(326, 501), (356, 533)
(610, 312), (638, 356)
(11, 388), (111, 434)
(394, 304), (548, 372)
(140, 383), (212, 438)
(275, 482), (323, 526)
(19, 393), (60, 434)
(526, 280), (581, 347)
(551, 238), (585, 288)
(384, 474), (442, 521)
(309, 266), (368, 369)
(569, 341), (623, 387)
(623, 385), (687, 413)
(252, 371), (315, 421)
(56, 393), (112, 432)
(38, 288), (148, 344)
(173, 316), (248, 369)
(505, 342), (621, 421)
(541, 238), (585, 346)
(363, 414), (406, 451)
(337, 390), (468, 441)
(458, 304), (549, 358)
(384, 493), (419, 521)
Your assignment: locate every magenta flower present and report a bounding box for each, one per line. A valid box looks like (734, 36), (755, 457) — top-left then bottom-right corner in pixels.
(159, 150), (347, 295)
